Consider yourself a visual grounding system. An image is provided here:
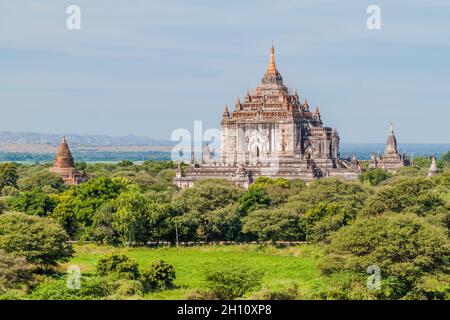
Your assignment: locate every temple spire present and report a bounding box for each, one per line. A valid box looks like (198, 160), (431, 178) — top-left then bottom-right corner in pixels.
(385, 122), (398, 154)
(267, 45), (277, 72)
(427, 154), (439, 178)
(223, 104), (230, 118)
(261, 45), (283, 85)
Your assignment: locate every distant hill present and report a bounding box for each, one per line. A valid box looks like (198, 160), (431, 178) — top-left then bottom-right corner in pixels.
(0, 131), (174, 147)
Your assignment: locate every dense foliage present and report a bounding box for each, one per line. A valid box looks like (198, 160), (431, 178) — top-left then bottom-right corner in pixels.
(0, 152), (448, 300)
(0, 212), (73, 268)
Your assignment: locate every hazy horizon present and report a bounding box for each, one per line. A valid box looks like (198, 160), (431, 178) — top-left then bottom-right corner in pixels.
(1, 1), (449, 143)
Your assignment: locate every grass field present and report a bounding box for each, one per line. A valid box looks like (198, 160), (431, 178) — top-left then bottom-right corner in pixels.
(63, 244), (329, 299)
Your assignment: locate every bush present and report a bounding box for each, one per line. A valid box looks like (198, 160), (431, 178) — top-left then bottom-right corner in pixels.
(18, 171), (65, 193)
(185, 289), (219, 300)
(0, 250), (34, 293)
(0, 163), (18, 191)
(141, 260), (176, 291)
(361, 177), (444, 216)
(358, 168), (391, 186)
(114, 279), (144, 296)
(0, 212), (73, 268)
(1, 186), (19, 197)
(320, 213), (450, 299)
(238, 187), (271, 214)
(251, 283), (303, 300)
(30, 275), (114, 300)
(95, 253), (140, 280)
(242, 208), (304, 242)
(203, 262), (264, 300)
(6, 189), (56, 217)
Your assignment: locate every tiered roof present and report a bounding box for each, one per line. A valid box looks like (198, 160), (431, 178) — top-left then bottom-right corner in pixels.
(224, 46), (320, 124)
(53, 136), (75, 168)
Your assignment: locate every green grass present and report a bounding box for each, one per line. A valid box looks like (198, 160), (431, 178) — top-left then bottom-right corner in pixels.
(63, 244), (328, 300)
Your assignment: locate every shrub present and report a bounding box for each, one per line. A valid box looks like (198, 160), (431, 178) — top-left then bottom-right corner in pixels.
(185, 289), (219, 300)
(1, 186), (19, 197)
(6, 189), (56, 216)
(242, 208), (304, 242)
(251, 283), (303, 300)
(203, 262), (264, 300)
(238, 187), (271, 214)
(95, 253), (140, 280)
(114, 279), (144, 296)
(18, 171), (65, 193)
(320, 213), (450, 299)
(361, 177), (444, 216)
(117, 160), (134, 168)
(0, 163), (18, 191)
(30, 275), (113, 300)
(0, 212), (73, 268)
(358, 168), (391, 186)
(0, 250), (34, 293)
(141, 260), (176, 291)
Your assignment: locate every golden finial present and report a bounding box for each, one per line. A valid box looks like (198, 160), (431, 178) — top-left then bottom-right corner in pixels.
(267, 45), (277, 72)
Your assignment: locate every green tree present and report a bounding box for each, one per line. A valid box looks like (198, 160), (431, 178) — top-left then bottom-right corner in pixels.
(304, 202), (356, 242)
(0, 250), (34, 294)
(96, 253), (140, 280)
(112, 188), (151, 245)
(440, 151), (450, 164)
(320, 213), (450, 299)
(0, 163), (19, 191)
(361, 177), (444, 216)
(203, 261), (264, 300)
(238, 187), (271, 214)
(6, 189), (56, 216)
(91, 201), (119, 245)
(18, 171), (65, 193)
(173, 179), (243, 215)
(0, 212), (73, 268)
(242, 208), (304, 242)
(51, 177), (129, 238)
(141, 260), (176, 292)
(176, 204), (241, 242)
(358, 168), (391, 186)
(117, 160), (134, 167)
(172, 179), (243, 241)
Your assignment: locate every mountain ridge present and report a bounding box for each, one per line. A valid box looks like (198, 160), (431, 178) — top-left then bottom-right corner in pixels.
(0, 131), (174, 147)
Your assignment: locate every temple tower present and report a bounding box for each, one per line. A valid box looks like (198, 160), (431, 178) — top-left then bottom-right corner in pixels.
(375, 123), (410, 173)
(50, 136), (87, 185)
(174, 46), (363, 188)
(427, 154), (439, 178)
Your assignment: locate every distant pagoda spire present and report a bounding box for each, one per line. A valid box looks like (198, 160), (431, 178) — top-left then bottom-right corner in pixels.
(313, 106), (320, 115)
(223, 104), (230, 118)
(385, 122), (398, 154)
(303, 98), (309, 111)
(427, 154), (439, 178)
(53, 136), (75, 168)
(50, 136), (87, 185)
(235, 97), (241, 110)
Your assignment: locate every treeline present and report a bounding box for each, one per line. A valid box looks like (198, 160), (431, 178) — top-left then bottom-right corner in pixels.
(0, 151), (171, 162)
(0, 152), (449, 299)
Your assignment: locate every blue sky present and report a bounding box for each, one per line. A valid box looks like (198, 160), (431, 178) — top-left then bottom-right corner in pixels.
(0, 0), (449, 143)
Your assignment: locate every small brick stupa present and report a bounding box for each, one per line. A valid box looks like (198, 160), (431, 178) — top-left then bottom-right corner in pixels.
(49, 136), (87, 185)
